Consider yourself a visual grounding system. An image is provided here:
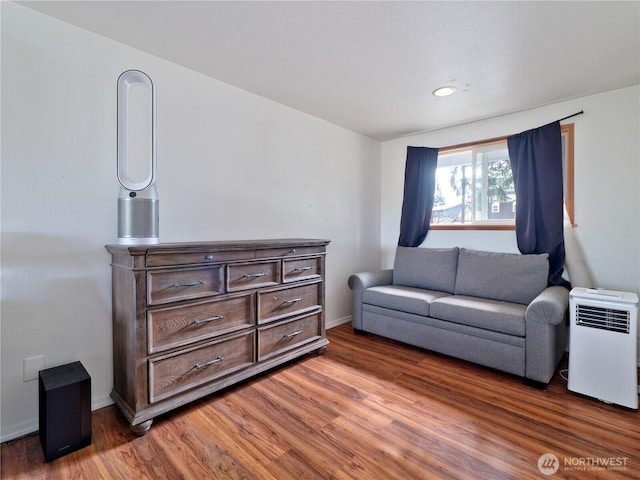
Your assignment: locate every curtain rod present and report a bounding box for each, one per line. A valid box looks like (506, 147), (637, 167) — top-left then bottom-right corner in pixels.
(558, 110), (584, 122)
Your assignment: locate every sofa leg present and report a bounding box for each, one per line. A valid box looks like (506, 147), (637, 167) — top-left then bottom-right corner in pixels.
(353, 328), (367, 335)
(525, 378), (548, 390)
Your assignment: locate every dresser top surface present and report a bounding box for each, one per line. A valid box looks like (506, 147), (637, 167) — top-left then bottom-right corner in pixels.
(105, 238), (330, 255)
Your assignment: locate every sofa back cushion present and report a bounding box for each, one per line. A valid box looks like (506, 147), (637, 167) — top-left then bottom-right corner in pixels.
(454, 248), (549, 304)
(393, 247), (459, 294)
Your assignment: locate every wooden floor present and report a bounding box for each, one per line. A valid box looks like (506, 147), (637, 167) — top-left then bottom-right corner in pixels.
(2, 324), (639, 479)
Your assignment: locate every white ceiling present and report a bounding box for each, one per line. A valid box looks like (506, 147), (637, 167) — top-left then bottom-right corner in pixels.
(18, 1), (640, 141)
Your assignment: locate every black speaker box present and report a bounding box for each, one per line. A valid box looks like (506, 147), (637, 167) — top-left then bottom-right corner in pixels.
(38, 361), (91, 462)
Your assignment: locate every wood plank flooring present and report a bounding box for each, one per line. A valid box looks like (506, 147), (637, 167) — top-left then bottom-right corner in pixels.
(2, 323), (639, 479)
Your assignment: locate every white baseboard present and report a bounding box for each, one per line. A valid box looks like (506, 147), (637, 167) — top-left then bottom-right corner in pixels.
(327, 315), (351, 330)
(0, 420), (39, 445)
(0, 394), (113, 444)
(91, 394), (114, 412)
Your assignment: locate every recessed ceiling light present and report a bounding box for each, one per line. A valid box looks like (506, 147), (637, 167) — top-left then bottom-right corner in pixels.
(432, 86), (457, 97)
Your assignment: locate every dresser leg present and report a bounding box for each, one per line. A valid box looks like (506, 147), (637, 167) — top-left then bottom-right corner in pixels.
(130, 419), (153, 436)
(316, 346), (327, 355)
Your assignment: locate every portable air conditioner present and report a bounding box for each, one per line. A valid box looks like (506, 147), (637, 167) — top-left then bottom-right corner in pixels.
(568, 287), (639, 409)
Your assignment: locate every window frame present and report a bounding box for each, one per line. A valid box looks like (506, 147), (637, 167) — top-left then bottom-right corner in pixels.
(430, 123), (574, 230)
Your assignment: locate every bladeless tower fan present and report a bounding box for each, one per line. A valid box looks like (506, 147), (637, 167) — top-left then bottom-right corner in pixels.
(116, 70), (159, 244)
(568, 287), (639, 409)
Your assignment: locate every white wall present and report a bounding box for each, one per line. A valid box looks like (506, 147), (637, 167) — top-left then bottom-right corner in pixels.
(382, 85), (640, 363)
(0, 3), (381, 441)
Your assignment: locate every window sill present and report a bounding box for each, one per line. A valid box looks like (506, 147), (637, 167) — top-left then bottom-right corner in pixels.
(430, 225), (515, 231)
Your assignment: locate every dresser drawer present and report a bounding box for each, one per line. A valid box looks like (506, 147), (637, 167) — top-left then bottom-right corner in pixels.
(256, 246), (325, 259)
(257, 313), (321, 361)
(227, 260), (280, 292)
(147, 266), (224, 305)
(147, 293), (255, 354)
(148, 331), (255, 403)
(257, 281), (321, 324)
(283, 257), (322, 283)
(146, 250), (253, 267)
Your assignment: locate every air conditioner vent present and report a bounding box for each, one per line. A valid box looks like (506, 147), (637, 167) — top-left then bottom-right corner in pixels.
(575, 304), (630, 333)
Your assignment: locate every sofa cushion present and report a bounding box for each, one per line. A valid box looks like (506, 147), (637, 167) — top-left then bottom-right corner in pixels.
(393, 246), (459, 294)
(363, 285), (449, 317)
(430, 295), (527, 337)
(454, 248), (549, 305)
(363, 304), (526, 348)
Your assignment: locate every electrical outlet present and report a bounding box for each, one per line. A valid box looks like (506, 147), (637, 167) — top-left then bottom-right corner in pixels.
(23, 355), (45, 382)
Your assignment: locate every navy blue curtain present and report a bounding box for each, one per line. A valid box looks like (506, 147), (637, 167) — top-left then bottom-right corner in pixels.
(398, 146), (439, 247)
(507, 121), (569, 288)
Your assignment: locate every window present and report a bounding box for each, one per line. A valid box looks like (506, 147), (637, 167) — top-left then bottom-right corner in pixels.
(432, 140), (514, 226)
(430, 124), (574, 230)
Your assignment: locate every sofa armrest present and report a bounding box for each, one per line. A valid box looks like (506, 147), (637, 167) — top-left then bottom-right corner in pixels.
(348, 269), (393, 291)
(347, 269), (393, 330)
(526, 286), (570, 326)
(525, 286), (570, 383)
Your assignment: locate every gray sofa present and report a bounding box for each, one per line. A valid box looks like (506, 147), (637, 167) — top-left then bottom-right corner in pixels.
(348, 247), (569, 385)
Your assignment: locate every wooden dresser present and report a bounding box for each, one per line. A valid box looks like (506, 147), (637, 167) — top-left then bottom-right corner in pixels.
(105, 238), (330, 435)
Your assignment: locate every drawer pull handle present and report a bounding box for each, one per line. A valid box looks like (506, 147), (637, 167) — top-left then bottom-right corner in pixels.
(243, 272), (267, 279)
(195, 356), (224, 369)
(293, 267), (313, 272)
(172, 280), (205, 288)
(205, 255), (214, 260)
(194, 314), (224, 325)
(283, 330), (303, 338)
(283, 297), (303, 305)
